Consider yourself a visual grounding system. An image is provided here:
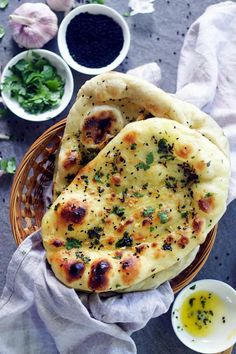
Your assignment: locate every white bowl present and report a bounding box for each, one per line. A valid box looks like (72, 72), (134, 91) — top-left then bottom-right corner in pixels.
(171, 279), (236, 353)
(1, 49), (74, 122)
(57, 4), (131, 75)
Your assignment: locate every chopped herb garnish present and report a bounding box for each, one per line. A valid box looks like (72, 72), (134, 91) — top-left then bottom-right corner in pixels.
(0, 0), (8, 9)
(143, 206), (155, 217)
(206, 161), (211, 167)
(88, 227), (103, 245)
(146, 152), (154, 165)
(181, 211), (188, 218)
(179, 162), (199, 187)
(65, 237), (82, 250)
(2, 52), (65, 114)
(150, 226), (155, 232)
(112, 205), (125, 217)
(93, 170), (103, 183)
(157, 138), (174, 160)
(158, 211), (169, 224)
(0, 157), (16, 174)
(130, 143), (137, 150)
(189, 297), (196, 307)
(132, 192), (144, 198)
(205, 192), (212, 197)
(81, 175), (89, 185)
(135, 162), (150, 171)
(75, 251), (91, 263)
(189, 285), (196, 290)
(115, 231), (133, 248)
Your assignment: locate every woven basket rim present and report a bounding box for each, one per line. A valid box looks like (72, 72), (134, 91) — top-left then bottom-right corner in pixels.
(9, 118), (217, 294)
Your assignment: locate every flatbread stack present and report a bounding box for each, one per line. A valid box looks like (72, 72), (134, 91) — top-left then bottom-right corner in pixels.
(42, 72), (230, 293)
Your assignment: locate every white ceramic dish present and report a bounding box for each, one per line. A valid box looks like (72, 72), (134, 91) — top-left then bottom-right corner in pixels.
(1, 49), (74, 122)
(171, 279), (236, 353)
(57, 4), (131, 75)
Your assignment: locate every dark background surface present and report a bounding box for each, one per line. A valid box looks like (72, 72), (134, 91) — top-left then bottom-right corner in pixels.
(0, 1), (235, 353)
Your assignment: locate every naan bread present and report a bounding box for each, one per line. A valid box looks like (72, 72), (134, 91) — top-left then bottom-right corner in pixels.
(53, 72), (229, 200)
(42, 118), (230, 292)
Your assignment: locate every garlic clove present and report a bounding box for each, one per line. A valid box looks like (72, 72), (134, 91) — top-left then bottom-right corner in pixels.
(9, 3), (58, 49)
(46, 0), (74, 12)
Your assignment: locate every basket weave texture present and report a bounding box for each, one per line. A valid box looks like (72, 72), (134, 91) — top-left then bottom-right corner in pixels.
(9, 119), (217, 293)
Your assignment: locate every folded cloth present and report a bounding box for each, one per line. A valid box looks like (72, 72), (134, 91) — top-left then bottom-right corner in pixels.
(1, 1), (236, 353)
(176, 1), (236, 204)
(0, 231), (173, 354)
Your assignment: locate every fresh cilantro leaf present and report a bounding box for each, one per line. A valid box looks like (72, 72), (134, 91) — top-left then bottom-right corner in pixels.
(143, 207), (155, 217)
(0, 0), (8, 9)
(88, 0), (104, 3)
(65, 237), (82, 250)
(158, 211), (169, 224)
(146, 152), (154, 165)
(0, 157), (16, 174)
(93, 170), (103, 182)
(132, 192), (144, 198)
(115, 232), (133, 248)
(112, 206), (125, 217)
(135, 162), (150, 171)
(0, 25), (5, 39)
(130, 143), (137, 150)
(1, 52), (65, 114)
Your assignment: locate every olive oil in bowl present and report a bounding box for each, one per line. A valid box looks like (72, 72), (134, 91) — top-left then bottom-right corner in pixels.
(171, 280), (236, 353)
(180, 290), (225, 337)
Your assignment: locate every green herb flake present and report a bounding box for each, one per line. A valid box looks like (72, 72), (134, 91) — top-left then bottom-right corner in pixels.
(93, 170), (103, 183)
(111, 206), (125, 217)
(189, 297), (196, 307)
(0, 0), (8, 9)
(189, 284), (196, 290)
(135, 162), (150, 171)
(115, 231), (133, 248)
(158, 211), (169, 224)
(157, 138), (174, 160)
(181, 211), (188, 218)
(123, 12), (131, 17)
(0, 25), (5, 39)
(150, 226), (155, 232)
(75, 251), (91, 263)
(130, 143), (137, 150)
(65, 237), (82, 250)
(132, 192), (144, 198)
(143, 206), (155, 217)
(0, 157), (16, 174)
(89, 0), (104, 3)
(146, 152), (154, 165)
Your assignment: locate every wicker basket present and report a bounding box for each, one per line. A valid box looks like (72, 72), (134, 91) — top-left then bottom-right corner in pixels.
(9, 119), (217, 293)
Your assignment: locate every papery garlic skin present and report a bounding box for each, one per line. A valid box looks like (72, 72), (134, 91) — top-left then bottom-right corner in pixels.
(46, 0), (74, 12)
(9, 3), (58, 49)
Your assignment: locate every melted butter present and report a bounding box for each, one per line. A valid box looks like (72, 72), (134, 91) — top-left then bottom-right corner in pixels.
(180, 290), (225, 337)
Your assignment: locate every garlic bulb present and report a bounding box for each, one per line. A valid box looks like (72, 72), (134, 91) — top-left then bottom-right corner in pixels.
(9, 3), (58, 49)
(46, 0), (74, 12)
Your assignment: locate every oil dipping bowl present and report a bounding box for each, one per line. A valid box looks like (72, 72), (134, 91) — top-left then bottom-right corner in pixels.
(171, 279), (236, 353)
(57, 4), (130, 75)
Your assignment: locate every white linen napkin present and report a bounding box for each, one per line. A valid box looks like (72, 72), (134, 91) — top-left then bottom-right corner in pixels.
(1, 1), (236, 353)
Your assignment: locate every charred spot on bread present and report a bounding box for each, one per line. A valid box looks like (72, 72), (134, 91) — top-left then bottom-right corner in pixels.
(60, 200), (87, 224)
(82, 110), (117, 145)
(88, 260), (111, 291)
(67, 262), (85, 282)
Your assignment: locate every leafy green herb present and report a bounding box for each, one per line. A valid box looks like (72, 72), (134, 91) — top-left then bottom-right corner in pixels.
(0, 157), (16, 174)
(143, 206), (155, 217)
(88, 227), (103, 245)
(65, 237), (82, 250)
(132, 192), (144, 198)
(112, 255), (122, 260)
(158, 211), (169, 224)
(0, 0), (8, 9)
(111, 206), (125, 217)
(189, 297), (196, 307)
(115, 231), (133, 248)
(123, 12), (130, 17)
(181, 211), (188, 218)
(205, 192), (213, 197)
(135, 162), (150, 171)
(93, 170), (103, 183)
(150, 226), (155, 232)
(146, 152), (154, 165)
(130, 143), (137, 150)
(75, 251), (91, 264)
(2, 52), (65, 114)
(135, 152), (154, 171)
(189, 284), (196, 290)
(0, 25), (5, 39)
(157, 138), (174, 160)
